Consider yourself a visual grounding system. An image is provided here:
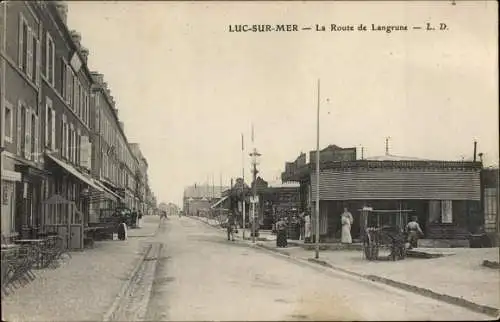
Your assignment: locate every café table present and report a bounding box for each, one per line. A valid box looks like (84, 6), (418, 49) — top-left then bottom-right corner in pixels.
(14, 239), (47, 269)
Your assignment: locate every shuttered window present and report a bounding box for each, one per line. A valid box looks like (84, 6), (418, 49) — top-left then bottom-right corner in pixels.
(25, 107), (32, 160)
(18, 15), (28, 72)
(61, 114), (67, 159)
(45, 33), (55, 85)
(45, 97), (53, 148)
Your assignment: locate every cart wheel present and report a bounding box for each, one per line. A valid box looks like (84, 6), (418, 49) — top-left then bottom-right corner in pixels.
(372, 242), (379, 260)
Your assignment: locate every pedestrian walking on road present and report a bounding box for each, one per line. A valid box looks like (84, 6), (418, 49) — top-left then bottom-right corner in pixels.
(276, 217), (288, 247)
(137, 211), (143, 228)
(227, 214), (236, 241)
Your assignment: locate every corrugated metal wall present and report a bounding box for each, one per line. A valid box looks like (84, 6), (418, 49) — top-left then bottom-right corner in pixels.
(310, 169), (481, 201)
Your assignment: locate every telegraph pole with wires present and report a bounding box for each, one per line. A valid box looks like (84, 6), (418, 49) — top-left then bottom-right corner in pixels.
(249, 124), (261, 244)
(241, 133), (246, 239)
(315, 79), (321, 259)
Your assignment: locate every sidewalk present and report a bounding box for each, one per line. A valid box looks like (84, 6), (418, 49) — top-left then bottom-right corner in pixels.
(1, 216), (160, 322)
(257, 239), (500, 313)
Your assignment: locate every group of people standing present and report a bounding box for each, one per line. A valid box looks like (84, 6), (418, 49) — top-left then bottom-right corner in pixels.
(274, 208), (355, 247)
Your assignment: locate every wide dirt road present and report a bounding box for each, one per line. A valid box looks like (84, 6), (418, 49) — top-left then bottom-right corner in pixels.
(145, 216), (490, 321)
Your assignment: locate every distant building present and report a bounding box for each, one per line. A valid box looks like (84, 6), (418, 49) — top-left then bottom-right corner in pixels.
(481, 168), (499, 245)
(129, 143), (148, 215)
(183, 184), (229, 216)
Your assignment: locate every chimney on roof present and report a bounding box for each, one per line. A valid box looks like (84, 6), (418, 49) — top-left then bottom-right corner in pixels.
(79, 46), (89, 64)
(119, 122), (124, 131)
(91, 72), (104, 85)
(70, 30), (82, 49)
(54, 1), (68, 25)
(473, 140), (477, 162)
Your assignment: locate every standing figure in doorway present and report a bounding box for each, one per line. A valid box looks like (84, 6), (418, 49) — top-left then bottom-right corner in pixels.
(341, 207), (354, 244)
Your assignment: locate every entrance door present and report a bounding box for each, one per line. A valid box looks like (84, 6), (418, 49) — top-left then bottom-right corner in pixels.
(1, 181), (16, 235)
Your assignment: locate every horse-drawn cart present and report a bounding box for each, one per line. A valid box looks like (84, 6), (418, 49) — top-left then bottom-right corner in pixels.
(361, 207), (414, 261)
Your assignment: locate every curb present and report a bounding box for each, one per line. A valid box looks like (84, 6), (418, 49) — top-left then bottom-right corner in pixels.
(248, 241), (499, 318)
(255, 243), (291, 257)
(364, 275), (499, 318)
(306, 259), (499, 318)
(102, 243), (153, 322)
(188, 216), (499, 318)
(482, 260), (500, 269)
(190, 216), (225, 230)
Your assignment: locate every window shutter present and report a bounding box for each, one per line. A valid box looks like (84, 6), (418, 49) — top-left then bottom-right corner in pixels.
(71, 125), (75, 163)
(35, 114), (39, 162)
(62, 115), (67, 158)
(35, 37), (41, 85)
(61, 59), (66, 97)
(77, 128), (81, 166)
(27, 29), (33, 79)
(45, 35), (49, 79)
(73, 128), (76, 164)
(51, 109), (56, 151)
(45, 99), (49, 147)
(18, 16), (24, 68)
(66, 65), (71, 103)
(25, 108), (31, 159)
(17, 103), (22, 155)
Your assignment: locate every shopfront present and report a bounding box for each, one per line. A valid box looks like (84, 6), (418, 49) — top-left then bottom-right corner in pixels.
(284, 157), (482, 241)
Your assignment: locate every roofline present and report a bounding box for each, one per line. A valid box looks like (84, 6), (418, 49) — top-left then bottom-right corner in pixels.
(282, 160), (483, 182)
(46, 2), (94, 83)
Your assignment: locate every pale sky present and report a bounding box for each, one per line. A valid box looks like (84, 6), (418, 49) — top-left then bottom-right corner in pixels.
(67, 1), (498, 206)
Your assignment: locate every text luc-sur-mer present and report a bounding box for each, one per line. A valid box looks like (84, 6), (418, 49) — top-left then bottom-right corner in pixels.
(228, 23), (448, 33)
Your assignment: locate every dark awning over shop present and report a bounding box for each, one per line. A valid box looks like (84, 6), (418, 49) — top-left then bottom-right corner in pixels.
(46, 153), (103, 192)
(311, 168), (481, 201)
(90, 179), (121, 202)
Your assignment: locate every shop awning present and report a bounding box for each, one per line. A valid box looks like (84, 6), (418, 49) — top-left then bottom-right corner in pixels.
(46, 154), (103, 192)
(211, 196), (229, 209)
(92, 179), (121, 201)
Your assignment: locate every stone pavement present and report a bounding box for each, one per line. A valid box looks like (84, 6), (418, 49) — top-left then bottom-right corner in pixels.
(1, 216), (160, 322)
(255, 239), (500, 313)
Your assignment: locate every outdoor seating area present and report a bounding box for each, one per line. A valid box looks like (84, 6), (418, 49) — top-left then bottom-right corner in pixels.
(1, 233), (71, 298)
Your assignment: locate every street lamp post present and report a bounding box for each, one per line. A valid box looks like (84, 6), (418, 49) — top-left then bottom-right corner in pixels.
(315, 79), (321, 259)
(250, 147), (261, 243)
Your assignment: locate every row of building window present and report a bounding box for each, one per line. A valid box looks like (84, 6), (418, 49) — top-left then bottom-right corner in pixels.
(96, 93), (137, 181)
(3, 102), (41, 163)
(18, 13), (90, 129)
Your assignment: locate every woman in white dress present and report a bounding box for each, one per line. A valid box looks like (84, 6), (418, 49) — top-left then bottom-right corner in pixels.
(341, 208), (354, 244)
(304, 213), (312, 243)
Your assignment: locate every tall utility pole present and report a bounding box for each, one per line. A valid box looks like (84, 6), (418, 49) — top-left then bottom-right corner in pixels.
(241, 133), (246, 239)
(219, 172), (222, 224)
(315, 79), (321, 259)
(249, 124), (261, 244)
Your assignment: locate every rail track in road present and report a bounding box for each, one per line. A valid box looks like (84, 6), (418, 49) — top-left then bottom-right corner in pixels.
(104, 219), (167, 322)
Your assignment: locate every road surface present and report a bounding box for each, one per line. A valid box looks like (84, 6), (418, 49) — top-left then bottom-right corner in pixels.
(144, 216), (490, 321)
